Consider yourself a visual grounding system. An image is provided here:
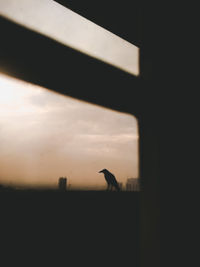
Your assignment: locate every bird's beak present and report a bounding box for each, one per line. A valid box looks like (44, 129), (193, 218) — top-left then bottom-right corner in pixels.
(98, 170), (102, 173)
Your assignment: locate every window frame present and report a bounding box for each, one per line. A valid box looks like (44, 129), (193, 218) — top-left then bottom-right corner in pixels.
(0, 10), (160, 267)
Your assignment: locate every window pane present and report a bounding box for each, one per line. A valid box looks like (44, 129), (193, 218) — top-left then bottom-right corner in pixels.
(0, 73), (139, 191)
(0, 0), (139, 76)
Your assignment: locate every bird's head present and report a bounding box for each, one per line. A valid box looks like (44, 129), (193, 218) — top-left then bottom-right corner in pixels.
(98, 169), (108, 174)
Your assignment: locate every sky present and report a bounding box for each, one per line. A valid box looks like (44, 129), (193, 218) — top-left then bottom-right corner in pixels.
(0, 0), (139, 189)
(0, 0), (139, 76)
(0, 73), (139, 190)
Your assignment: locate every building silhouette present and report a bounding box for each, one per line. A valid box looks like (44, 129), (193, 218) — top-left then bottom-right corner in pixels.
(126, 178), (140, 191)
(58, 177), (67, 191)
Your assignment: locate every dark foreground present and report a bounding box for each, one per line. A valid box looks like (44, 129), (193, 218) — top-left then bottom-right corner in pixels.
(1, 190), (139, 266)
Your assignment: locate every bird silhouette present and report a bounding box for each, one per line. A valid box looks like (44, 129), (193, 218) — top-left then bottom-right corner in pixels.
(99, 169), (120, 191)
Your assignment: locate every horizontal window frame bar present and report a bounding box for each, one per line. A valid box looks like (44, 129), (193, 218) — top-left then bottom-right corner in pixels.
(0, 16), (142, 116)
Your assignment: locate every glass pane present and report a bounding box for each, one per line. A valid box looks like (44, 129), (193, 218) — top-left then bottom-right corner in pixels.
(0, 73), (139, 191)
(0, 0), (139, 76)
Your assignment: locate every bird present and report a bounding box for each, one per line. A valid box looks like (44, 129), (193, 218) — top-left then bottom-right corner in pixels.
(98, 169), (120, 191)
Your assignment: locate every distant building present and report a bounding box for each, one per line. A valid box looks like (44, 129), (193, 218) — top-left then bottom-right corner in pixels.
(58, 177), (67, 191)
(126, 178), (140, 191)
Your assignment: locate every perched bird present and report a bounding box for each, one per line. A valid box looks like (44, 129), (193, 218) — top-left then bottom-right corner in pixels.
(99, 169), (120, 191)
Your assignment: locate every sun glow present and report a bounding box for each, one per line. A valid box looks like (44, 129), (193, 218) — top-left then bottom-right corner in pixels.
(0, 74), (46, 115)
(0, 73), (139, 190)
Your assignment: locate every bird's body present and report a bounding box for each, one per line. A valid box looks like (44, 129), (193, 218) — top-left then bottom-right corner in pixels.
(99, 169), (120, 191)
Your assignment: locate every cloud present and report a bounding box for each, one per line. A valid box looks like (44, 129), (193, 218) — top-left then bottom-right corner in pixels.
(0, 73), (138, 188)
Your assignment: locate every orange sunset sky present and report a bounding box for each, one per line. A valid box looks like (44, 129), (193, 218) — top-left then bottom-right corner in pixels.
(0, 73), (139, 189)
(0, 0), (139, 189)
